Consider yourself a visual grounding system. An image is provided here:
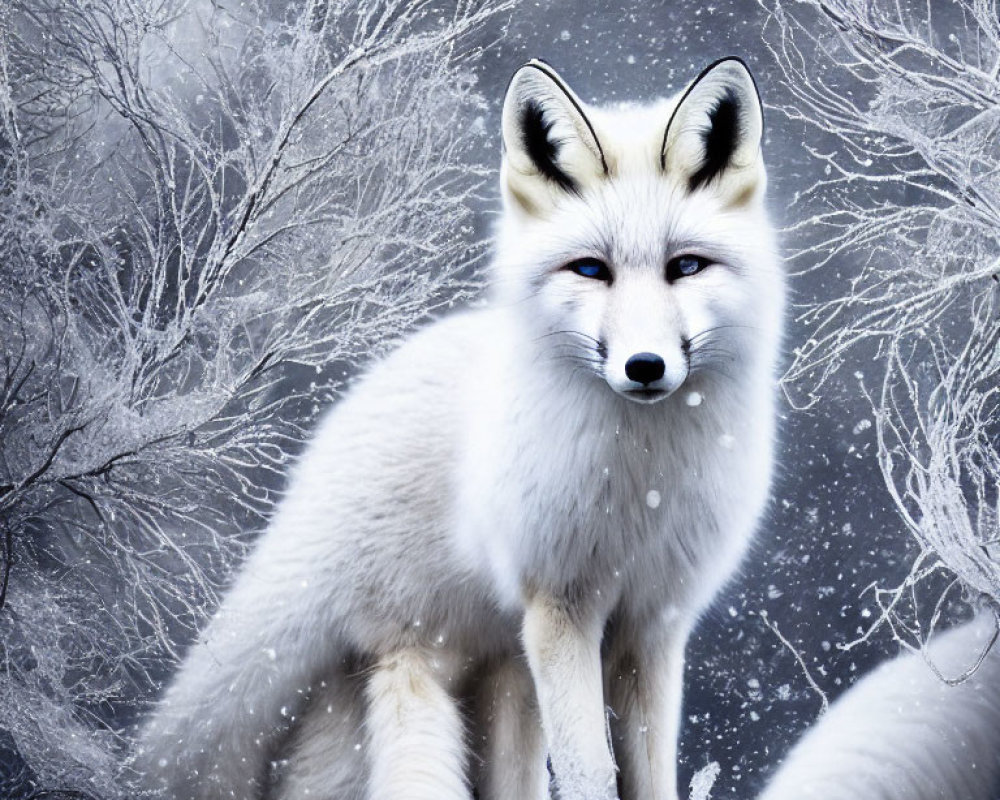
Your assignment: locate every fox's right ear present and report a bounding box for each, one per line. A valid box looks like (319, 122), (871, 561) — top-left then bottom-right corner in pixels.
(661, 57), (765, 206)
(501, 60), (607, 216)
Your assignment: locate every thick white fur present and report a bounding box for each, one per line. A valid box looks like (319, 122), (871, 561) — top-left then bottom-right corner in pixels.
(138, 59), (783, 800)
(760, 616), (1000, 800)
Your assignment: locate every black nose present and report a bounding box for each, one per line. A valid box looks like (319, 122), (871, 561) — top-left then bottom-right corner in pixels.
(625, 352), (665, 385)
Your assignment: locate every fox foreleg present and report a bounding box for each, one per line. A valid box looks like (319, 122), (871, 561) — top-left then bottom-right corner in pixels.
(522, 594), (619, 800)
(473, 656), (549, 800)
(605, 616), (688, 800)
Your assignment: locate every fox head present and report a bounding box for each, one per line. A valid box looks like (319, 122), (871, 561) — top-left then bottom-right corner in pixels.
(494, 58), (783, 405)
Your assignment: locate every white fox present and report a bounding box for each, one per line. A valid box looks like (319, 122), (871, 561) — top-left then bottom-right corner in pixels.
(138, 57), (784, 800)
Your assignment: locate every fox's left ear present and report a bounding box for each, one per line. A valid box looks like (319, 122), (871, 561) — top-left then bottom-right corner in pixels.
(501, 60), (608, 216)
(661, 57), (764, 205)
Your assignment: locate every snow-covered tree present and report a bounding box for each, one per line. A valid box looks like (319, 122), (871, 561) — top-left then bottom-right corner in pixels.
(761, 0), (1000, 664)
(0, 0), (508, 795)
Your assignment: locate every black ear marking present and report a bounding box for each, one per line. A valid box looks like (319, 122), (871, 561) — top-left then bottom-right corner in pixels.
(688, 88), (739, 191)
(520, 99), (578, 193)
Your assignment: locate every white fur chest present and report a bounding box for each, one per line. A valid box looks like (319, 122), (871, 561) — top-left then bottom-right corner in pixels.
(453, 308), (775, 620)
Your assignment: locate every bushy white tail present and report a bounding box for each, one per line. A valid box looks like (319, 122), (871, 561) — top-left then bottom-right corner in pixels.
(135, 531), (346, 800)
(758, 615), (1000, 800)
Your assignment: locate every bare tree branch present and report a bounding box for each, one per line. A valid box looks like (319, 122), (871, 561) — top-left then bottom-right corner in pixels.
(0, 0), (511, 795)
(761, 0), (1000, 666)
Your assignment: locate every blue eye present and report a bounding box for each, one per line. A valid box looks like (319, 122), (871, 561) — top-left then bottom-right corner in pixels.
(666, 254), (710, 282)
(566, 259), (612, 282)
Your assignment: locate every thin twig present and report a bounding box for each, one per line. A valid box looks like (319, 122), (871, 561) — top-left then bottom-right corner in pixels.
(761, 610), (830, 714)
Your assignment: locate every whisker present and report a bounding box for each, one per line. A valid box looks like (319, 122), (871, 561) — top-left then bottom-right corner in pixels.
(546, 350), (604, 363)
(549, 355), (605, 367)
(551, 357), (604, 370)
(690, 347), (736, 360)
(536, 329), (604, 348)
(689, 363), (734, 380)
(689, 323), (762, 340)
(546, 342), (602, 353)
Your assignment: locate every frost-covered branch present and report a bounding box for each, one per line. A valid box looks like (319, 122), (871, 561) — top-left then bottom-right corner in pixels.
(760, 0), (1000, 661)
(0, 0), (509, 795)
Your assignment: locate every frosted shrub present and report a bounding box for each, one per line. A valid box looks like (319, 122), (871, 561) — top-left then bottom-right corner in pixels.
(0, 0), (508, 795)
(761, 0), (1000, 661)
